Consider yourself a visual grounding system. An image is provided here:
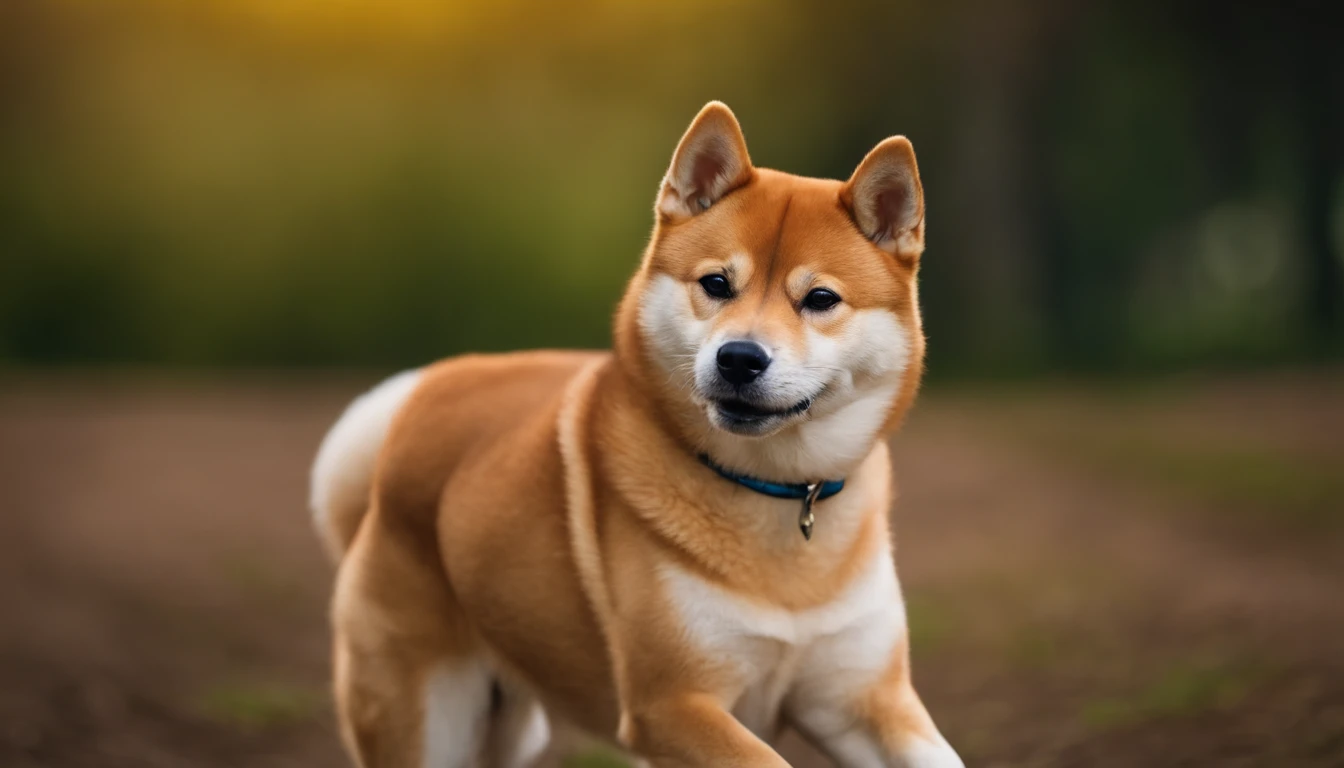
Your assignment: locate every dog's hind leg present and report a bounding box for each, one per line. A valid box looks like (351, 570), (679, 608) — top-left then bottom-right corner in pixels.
(332, 512), (491, 768)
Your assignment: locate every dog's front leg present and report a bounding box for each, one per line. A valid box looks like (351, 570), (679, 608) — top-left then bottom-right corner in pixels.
(618, 692), (791, 768)
(792, 681), (963, 768)
(787, 626), (963, 768)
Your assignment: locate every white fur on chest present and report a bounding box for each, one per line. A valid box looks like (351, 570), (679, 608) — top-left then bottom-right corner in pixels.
(658, 549), (905, 739)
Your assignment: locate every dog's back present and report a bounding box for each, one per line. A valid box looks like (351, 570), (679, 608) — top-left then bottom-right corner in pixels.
(310, 351), (601, 562)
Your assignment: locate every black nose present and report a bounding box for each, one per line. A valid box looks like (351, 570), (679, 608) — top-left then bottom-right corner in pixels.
(716, 340), (771, 386)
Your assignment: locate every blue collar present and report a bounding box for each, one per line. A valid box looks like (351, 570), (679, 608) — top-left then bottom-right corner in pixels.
(697, 454), (845, 502)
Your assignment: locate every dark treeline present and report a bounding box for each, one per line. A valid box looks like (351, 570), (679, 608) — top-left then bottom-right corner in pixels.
(1, 0), (1340, 375)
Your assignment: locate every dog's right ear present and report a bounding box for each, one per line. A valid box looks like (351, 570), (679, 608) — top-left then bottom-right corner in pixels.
(657, 101), (754, 221)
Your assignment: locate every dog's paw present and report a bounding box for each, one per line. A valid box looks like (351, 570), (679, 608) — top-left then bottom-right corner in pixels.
(899, 736), (965, 768)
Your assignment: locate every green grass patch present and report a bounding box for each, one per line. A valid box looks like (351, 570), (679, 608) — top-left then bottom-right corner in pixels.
(1024, 423), (1344, 532)
(562, 747), (633, 768)
(197, 682), (324, 730)
(1081, 659), (1261, 730)
(1007, 629), (1061, 670)
(1112, 439), (1341, 520)
(904, 592), (959, 658)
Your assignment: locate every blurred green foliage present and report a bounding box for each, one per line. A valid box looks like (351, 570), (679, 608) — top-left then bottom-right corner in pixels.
(1, 0), (1340, 373)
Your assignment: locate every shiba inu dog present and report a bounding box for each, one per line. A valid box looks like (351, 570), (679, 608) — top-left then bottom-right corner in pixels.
(310, 102), (963, 767)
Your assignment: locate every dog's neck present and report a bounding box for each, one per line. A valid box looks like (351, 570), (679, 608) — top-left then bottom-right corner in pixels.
(593, 361), (891, 604)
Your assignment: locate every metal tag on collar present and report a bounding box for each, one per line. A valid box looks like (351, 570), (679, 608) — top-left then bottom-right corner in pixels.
(799, 482), (824, 540)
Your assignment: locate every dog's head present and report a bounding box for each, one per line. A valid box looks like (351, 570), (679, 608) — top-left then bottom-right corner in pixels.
(616, 102), (926, 480)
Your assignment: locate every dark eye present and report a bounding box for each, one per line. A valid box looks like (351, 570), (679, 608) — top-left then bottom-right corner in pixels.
(803, 288), (841, 311)
(699, 274), (733, 299)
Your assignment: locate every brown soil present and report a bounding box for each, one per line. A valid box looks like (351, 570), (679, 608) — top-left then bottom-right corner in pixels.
(1, 371), (1341, 767)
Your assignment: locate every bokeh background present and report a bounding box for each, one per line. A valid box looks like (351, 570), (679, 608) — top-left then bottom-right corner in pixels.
(1, 1), (1341, 766)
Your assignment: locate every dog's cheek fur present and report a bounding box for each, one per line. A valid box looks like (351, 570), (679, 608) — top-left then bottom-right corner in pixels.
(848, 307), (912, 384)
(637, 273), (708, 380)
(784, 309), (911, 475)
(799, 308), (909, 398)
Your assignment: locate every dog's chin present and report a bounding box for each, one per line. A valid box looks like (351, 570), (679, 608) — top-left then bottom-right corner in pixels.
(703, 396), (814, 438)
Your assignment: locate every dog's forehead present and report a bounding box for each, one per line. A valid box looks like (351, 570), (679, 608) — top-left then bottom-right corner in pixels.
(649, 168), (910, 311)
(733, 170), (846, 249)
(732, 171), (906, 304)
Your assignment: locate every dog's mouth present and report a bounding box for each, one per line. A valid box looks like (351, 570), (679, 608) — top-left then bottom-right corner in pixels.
(710, 396), (813, 426)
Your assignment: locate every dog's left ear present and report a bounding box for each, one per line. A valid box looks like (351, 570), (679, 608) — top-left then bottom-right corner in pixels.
(841, 136), (925, 259)
(658, 101), (754, 221)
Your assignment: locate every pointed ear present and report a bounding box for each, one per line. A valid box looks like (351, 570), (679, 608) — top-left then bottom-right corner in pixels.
(841, 136), (925, 258)
(657, 101), (754, 220)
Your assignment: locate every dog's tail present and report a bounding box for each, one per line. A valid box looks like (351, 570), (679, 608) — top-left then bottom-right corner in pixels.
(309, 369), (422, 561)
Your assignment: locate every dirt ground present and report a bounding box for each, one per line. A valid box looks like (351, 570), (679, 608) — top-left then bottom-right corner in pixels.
(1, 370), (1341, 768)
